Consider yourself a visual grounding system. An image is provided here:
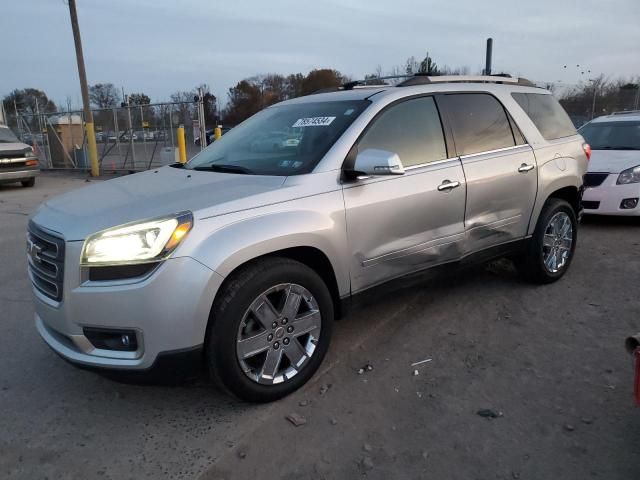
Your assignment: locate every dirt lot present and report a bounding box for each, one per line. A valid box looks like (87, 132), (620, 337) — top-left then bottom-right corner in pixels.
(1, 173), (639, 480)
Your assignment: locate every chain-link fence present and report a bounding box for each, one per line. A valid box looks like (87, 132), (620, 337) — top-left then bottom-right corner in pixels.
(5, 100), (206, 172)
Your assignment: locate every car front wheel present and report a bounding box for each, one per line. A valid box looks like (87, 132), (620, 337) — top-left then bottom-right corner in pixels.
(206, 257), (333, 402)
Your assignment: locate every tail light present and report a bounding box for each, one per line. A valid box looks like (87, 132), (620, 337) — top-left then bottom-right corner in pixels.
(582, 143), (592, 161)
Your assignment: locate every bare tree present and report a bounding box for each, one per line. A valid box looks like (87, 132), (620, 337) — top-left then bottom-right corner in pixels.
(89, 83), (119, 109)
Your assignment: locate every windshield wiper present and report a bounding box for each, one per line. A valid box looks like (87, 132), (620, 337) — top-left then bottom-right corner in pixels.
(193, 164), (254, 174)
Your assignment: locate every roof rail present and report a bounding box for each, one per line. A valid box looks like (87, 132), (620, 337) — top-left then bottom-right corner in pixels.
(342, 75), (413, 90)
(610, 110), (640, 116)
(397, 74), (537, 87)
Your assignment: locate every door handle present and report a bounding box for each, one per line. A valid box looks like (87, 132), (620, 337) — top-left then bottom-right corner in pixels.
(518, 163), (535, 173)
(437, 180), (461, 191)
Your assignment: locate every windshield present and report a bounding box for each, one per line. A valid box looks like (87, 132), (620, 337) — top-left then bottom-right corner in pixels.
(0, 127), (20, 143)
(186, 100), (370, 175)
(579, 120), (640, 150)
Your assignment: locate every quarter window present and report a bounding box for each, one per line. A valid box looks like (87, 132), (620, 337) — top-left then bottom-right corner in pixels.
(358, 96), (447, 167)
(512, 92), (576, 140)
(441, 93), (516, 155)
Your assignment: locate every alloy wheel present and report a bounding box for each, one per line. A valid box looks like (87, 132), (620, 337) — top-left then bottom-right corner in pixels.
(542, 211), (573, 273)
(236, 283), (322, 385)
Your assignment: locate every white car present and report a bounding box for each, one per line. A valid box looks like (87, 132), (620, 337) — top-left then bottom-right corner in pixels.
(580, 111), (640, 215)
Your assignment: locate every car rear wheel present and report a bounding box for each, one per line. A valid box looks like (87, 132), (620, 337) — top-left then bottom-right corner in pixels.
(21, 178), (35, 188)
(516, 198), (577, 284)
(206, 257), (333, 402)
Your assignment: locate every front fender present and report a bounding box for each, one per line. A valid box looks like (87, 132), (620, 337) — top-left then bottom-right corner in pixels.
(186, 192), (350, 297)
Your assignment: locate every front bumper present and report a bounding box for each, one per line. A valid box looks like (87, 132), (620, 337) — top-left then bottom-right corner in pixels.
(0, 168), (38, 183)
(32, 240), (224, 372)
(582, 175), (640, 216)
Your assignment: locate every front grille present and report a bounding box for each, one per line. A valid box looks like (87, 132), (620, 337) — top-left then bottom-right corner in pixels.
(582, 200), (600, 210)
(27, 221), (65, 301)
(0, 151), (29, 160)
(584, 172), (609, 188)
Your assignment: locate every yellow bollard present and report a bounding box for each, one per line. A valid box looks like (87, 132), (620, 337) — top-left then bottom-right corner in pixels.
(177, 125), (187, 163)
(214, 125), (222, 141)
(85, 122), (100, 176)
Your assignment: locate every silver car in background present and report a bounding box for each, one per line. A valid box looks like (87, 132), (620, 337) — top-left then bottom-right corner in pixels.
(29, 75), (589, 402)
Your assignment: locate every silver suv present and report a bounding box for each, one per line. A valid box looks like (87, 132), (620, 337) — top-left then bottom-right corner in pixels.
(29, 75), (589, 402)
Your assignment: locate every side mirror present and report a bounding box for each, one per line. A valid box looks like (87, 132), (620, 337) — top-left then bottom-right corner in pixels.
(352, 148), (405, 177)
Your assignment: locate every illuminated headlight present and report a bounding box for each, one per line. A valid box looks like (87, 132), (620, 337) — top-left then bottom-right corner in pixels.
(617, 165), (640, 185)
(81, 212), (193, 266)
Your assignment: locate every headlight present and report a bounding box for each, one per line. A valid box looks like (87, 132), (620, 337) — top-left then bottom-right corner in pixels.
(25, 148), (36, 158)
(81, 212), (193, 266)
(617, 165), (640, 185)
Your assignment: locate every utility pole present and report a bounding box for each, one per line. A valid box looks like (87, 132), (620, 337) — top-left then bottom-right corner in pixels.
(68, 0), (99, 176)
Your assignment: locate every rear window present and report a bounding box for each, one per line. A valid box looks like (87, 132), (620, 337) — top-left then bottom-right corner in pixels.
(440, 93), (516, 155)
(579, 121), (640, 150)
(512, 93), (576, 140)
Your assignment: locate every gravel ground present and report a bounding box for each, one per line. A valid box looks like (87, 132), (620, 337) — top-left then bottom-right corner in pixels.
(1, 173), (639, 479)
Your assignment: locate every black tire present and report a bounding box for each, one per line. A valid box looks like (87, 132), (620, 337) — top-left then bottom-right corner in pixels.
(206, 257), (334, 402)
(516, 198), (577, 284)
(21, 178), (35, 188)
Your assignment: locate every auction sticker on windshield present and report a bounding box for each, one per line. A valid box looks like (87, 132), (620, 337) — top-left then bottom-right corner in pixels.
(292, 116), (336, 127)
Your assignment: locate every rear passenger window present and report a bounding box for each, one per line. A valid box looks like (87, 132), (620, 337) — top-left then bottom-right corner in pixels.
(512, 93), (576, 140)
(358, 96), (447, 167)
(508, 114), (527, 145)
(441, 93), (515, 155)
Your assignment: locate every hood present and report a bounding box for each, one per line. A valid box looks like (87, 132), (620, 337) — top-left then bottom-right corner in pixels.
(32, 166), (286, 240)
(587, 150), (640, 173)
(0, 142), (31, 157)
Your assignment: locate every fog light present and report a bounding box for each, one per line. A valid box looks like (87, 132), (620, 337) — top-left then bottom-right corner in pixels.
(620, 198), (639, 209)
(83, 327), (138, 352)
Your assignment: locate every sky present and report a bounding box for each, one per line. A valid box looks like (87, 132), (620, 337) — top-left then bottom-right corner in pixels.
(2, 0), (639, 109)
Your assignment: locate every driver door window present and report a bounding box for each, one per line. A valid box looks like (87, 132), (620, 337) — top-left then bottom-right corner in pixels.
(358, 96), (448, 167)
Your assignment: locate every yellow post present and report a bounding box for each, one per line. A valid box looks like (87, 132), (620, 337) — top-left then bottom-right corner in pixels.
(214, 125), (222, 140)
(85, 122), (99, 176)
(177, 125), (187, 163)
